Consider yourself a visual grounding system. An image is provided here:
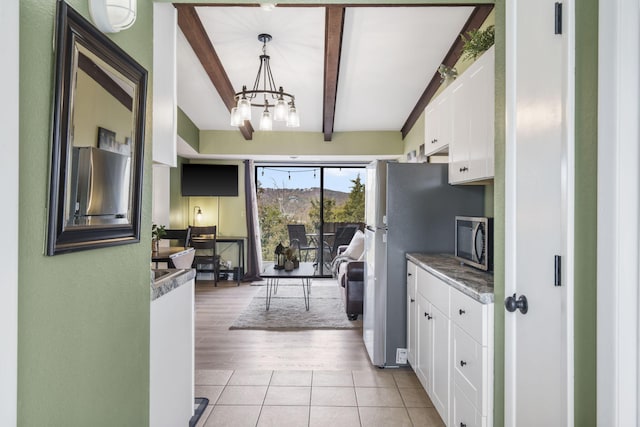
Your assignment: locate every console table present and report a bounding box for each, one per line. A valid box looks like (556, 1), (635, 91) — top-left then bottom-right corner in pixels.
(217, 237), (245, 285)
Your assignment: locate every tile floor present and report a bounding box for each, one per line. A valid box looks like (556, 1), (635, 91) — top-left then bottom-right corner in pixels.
(193, 367), (445, 427)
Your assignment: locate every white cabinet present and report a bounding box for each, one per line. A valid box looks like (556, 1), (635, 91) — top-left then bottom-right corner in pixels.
(451, 290), (494, 427)
(424, 92), (452, 156)
(150, 278), (195, 427)
(448, 46), (495, 184)
(407, 261), (418, 367)
(407, 261), (493, 427)
(414, 266), (451, 425)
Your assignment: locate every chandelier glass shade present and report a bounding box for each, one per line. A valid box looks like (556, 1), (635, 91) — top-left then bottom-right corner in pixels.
(230, 34), (300, 130)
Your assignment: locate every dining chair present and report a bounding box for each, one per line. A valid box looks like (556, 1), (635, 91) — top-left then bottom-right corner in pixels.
(162, 227), (192, 247)
(287, 224), (316, 261)
(189, 226), (221, 285)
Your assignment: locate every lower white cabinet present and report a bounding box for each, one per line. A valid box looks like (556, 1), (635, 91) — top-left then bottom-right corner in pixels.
(407, 262), (418, 367)
(407, 260), (493, 427)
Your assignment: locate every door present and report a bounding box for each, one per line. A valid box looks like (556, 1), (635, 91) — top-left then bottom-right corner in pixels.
(505, 0), (573, 425)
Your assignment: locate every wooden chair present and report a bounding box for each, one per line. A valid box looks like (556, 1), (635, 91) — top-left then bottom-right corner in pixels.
(162, 227), (191, 247)
(287, 224), (316, 261)
(190, 226), (221, 285)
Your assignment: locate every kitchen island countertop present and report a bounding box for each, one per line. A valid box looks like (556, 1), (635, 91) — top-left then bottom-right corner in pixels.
(151, 268), (196, 301)
(406, 253), (494, 304)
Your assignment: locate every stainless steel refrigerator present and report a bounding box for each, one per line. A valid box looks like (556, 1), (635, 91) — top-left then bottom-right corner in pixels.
(69, 146), (131, 225)
(363, 160), (485, 367)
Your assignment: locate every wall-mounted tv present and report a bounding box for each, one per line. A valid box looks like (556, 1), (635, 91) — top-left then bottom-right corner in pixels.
(181, 164), (239, 196)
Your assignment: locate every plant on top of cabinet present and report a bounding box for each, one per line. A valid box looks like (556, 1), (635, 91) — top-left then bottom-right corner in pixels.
(460, 25), (495, 62)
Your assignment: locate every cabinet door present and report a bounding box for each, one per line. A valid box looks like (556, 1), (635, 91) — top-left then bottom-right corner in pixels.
(407, 261), (418, 366)
(466, 48), (494, 181)
(431, 304), (450, 425)
(449, 79), (470, 183)
(424, 103), (439, 154)
(416, 293), (432, 392)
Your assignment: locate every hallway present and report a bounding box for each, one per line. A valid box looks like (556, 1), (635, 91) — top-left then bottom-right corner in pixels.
(193, 281), (444, 426)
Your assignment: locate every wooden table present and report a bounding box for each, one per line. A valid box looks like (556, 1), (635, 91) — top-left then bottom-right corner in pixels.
(260, 262), (318, 311)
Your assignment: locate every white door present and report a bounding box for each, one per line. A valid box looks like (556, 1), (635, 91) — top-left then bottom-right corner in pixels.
(505, 0), (574, 425)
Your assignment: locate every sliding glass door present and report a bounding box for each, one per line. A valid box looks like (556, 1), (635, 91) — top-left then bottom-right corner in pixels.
(256, 165), (366, 276)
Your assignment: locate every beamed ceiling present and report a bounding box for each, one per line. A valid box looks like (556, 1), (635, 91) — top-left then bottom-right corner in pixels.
(174, 3), (493, 142)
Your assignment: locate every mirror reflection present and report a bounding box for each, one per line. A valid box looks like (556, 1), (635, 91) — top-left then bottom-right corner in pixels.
(65, 44), (136, 228)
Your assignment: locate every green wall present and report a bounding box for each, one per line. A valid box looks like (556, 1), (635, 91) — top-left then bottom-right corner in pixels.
(177, 107), (200, 151)
(19, 1), (153, 425)
(574, 0), (598, 424)
(199, 129), (404, 158)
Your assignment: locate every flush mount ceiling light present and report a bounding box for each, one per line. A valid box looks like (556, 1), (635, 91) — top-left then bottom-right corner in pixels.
(88, 0), (137, 33)
(230, 33), (300, 131)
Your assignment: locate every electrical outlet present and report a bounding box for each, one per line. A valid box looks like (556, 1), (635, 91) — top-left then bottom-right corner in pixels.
(396, 348), (408, 364)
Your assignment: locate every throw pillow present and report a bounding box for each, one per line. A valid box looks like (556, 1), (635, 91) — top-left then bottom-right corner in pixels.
(341, 229), (364, 260)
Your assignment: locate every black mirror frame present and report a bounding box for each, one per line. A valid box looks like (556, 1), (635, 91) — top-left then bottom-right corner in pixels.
(46, 1), (147, 256)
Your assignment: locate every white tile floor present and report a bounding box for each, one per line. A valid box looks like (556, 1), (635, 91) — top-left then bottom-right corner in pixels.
(194, 368), (445, 427)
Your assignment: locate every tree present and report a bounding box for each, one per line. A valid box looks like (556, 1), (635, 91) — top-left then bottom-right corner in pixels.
(308, 197), (336, 232)
(334, 174), (365, 223)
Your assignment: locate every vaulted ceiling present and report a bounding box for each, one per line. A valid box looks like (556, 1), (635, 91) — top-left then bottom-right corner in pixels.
(174, 3), (493, 142)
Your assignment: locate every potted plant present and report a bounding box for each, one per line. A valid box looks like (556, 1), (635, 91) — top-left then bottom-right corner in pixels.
(460, 24), (495, 62)
(151, 224), (166, 252)
(284, 247), (299, 270)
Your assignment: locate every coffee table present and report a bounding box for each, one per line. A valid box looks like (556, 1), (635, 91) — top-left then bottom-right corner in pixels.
(260, 262), (317, 311)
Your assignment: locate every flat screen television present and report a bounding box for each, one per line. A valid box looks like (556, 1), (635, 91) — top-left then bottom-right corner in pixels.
(181, 164), (239, 196)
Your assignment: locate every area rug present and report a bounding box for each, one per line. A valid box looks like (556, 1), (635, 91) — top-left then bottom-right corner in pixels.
(229, 283), (360, 330)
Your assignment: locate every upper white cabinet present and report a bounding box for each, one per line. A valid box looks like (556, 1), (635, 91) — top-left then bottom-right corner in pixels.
(448, 46), (495, 184)
(423, 46), (495, 184)
(424, 92), (452, 156)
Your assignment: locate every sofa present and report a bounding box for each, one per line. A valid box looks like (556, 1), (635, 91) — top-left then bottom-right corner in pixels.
(331, 230), (365, 320)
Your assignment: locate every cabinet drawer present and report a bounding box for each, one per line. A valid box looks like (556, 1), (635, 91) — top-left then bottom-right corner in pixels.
(450, 288), (488, 344)
(417, 267), (450, 314)
(453, 325), (488, 414)
(453, 384), (482, 427)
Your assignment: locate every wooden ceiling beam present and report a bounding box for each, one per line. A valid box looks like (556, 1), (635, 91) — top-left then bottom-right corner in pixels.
(323, 6), (345, 142)
(175, 4), (254, 140)
(401, 4), (494, 139)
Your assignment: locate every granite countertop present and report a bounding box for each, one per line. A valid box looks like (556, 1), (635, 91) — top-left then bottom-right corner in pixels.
(406, 253), (494, 304)
(150, 268), (196, 301)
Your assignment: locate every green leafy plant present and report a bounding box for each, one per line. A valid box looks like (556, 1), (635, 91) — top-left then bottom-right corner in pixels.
(460, 25), (495, 62)
(152, 224), (166, 241)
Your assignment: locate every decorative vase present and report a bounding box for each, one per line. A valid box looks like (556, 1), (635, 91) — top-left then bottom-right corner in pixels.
(152, 239), (159, 253)
(293, 259), (299, 269)
(284, 260), (294, 271)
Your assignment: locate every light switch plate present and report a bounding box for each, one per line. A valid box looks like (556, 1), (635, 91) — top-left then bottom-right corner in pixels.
(396, 348), (408, 364)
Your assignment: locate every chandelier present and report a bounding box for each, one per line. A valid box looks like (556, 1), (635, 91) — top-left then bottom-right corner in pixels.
(230, 33), (300, 130)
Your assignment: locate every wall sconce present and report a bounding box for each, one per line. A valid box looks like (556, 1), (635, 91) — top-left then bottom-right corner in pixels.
(88, 0), (137, 33)
(193, 206), (202, 226)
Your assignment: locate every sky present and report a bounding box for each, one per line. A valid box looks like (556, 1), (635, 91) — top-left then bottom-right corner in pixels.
(257, 166), (366, 193)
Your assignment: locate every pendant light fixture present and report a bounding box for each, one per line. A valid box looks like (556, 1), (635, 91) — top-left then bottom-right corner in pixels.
(230, 34), (300, 130)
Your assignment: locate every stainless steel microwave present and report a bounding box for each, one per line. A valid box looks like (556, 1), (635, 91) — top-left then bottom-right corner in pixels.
(455, 216), (493, 271)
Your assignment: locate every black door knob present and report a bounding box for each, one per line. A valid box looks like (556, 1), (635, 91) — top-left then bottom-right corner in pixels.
(505, 293), (528, 314)
(460, 360), (467, 367)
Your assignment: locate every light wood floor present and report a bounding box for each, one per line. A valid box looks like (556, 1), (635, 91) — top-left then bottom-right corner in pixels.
(194, 279), (374, 371)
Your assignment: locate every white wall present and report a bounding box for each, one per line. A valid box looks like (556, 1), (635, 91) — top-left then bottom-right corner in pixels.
(597, 0), (640, 425)
(0, 0), (19, 424)
(152, 165), (172, 230)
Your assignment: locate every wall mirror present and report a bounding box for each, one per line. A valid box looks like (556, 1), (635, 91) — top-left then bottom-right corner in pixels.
(47, 1), (147, 255)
